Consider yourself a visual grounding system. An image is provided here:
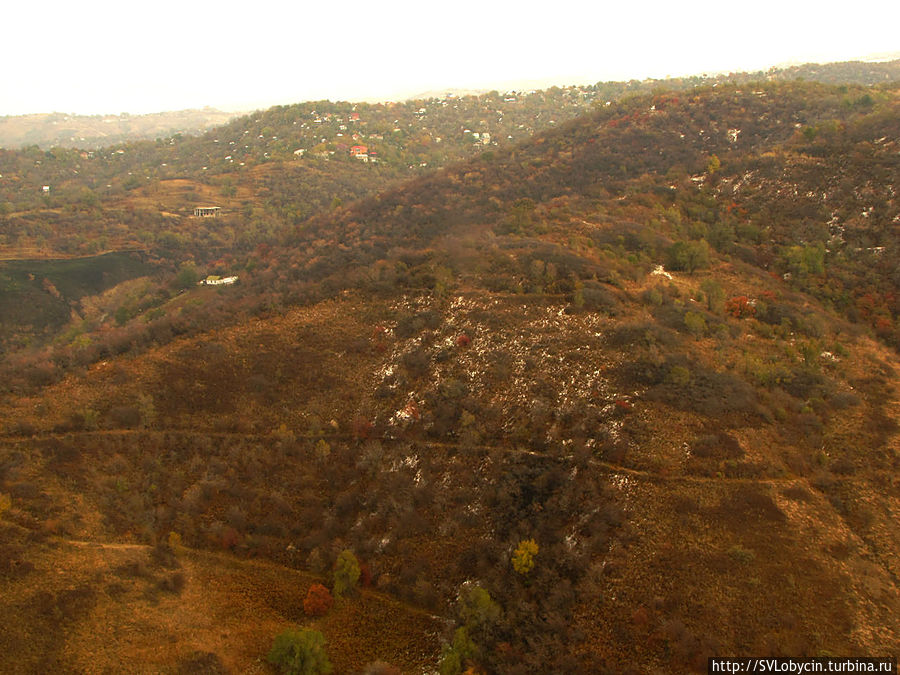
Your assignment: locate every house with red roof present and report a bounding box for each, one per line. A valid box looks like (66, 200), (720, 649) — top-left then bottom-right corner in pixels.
(350, 145), (369, 162)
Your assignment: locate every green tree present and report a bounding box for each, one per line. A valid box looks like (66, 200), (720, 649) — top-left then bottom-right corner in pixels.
(667, 239), (710, 273)
(333, 549), (360, 597)
(438, 627), (478, 675)
(137, 394), (156, 429)
(798, 339), (822, 370)
(510, 197), (536, 231)
(458, 584), (500, 637)
(114, 304), (131, 326)
(78, 187), (100, 210)
(314, 439), (331, 461)
(683, 311), (707, 337)
(781, 243), (825, 277)
(700, 279), (725, 314)
(267, 628), (332, 675)
(220, 178), (237, 197)
(175, 261), (200, 289)
(667, 365), (692, 387)
(572, 280), (585, 308)
(439, 584), (501, 674)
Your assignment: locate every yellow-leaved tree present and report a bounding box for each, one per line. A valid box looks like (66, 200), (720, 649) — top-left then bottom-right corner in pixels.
(511, 539), (539, 575)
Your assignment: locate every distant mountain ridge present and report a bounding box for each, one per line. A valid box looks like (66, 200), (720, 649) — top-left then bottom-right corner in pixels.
(412, 58), (900, 101)
(0, 108), (245, 150)
(766, 58), (900, 85)
(2, 59), (898, 151)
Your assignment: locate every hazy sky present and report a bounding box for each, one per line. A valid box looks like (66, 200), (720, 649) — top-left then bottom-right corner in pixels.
(3, 0), (898, 115)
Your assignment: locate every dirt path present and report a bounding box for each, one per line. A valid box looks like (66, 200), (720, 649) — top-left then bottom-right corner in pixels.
(61, 538), (151, 551)
(3, 427), (892, 489)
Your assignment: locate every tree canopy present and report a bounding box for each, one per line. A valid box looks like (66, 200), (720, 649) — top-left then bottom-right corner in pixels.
(267, 628), (332, 675)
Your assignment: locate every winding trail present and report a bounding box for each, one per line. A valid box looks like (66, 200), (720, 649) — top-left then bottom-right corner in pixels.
(3, 427), (891, 488)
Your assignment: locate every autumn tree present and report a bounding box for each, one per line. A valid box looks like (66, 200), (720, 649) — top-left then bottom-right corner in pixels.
(511, 539), (539, 575)
(303, 583), (334, 617)
(726, 296), (755, 318)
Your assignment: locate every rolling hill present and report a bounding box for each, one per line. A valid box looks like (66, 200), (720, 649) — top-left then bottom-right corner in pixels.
(0, 108), (244, 150)
(0, 71), (899, 673)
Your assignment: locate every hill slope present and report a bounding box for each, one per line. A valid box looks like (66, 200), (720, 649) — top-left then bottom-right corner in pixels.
(1, 79), (899, 672)
(0, 108), (244, 150)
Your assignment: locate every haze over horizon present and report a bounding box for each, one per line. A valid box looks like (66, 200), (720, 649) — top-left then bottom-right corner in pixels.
(4, 0), (899, 116)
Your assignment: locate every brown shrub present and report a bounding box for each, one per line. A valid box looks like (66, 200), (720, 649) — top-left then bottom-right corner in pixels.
(691, 432), (743, 459)
(106, 405), (142, 429)
(176, 651), (228, 674)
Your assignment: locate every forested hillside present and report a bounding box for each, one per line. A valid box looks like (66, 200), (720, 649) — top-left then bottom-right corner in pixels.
(3, 59), (897, 261)
(0, 71), (899, 673)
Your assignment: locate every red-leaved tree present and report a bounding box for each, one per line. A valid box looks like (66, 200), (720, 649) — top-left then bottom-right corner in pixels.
(303, 583), (334, 617)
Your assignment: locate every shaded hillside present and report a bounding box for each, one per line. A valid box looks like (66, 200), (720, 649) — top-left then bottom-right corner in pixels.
(0, 79), (898, 672)
(0, 251), (158, 350)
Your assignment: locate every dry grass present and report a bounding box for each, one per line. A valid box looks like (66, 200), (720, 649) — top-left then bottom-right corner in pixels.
(0, 529), (441, 674)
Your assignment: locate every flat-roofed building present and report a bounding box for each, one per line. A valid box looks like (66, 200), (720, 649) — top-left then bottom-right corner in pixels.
(193, 206), (221, 217)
